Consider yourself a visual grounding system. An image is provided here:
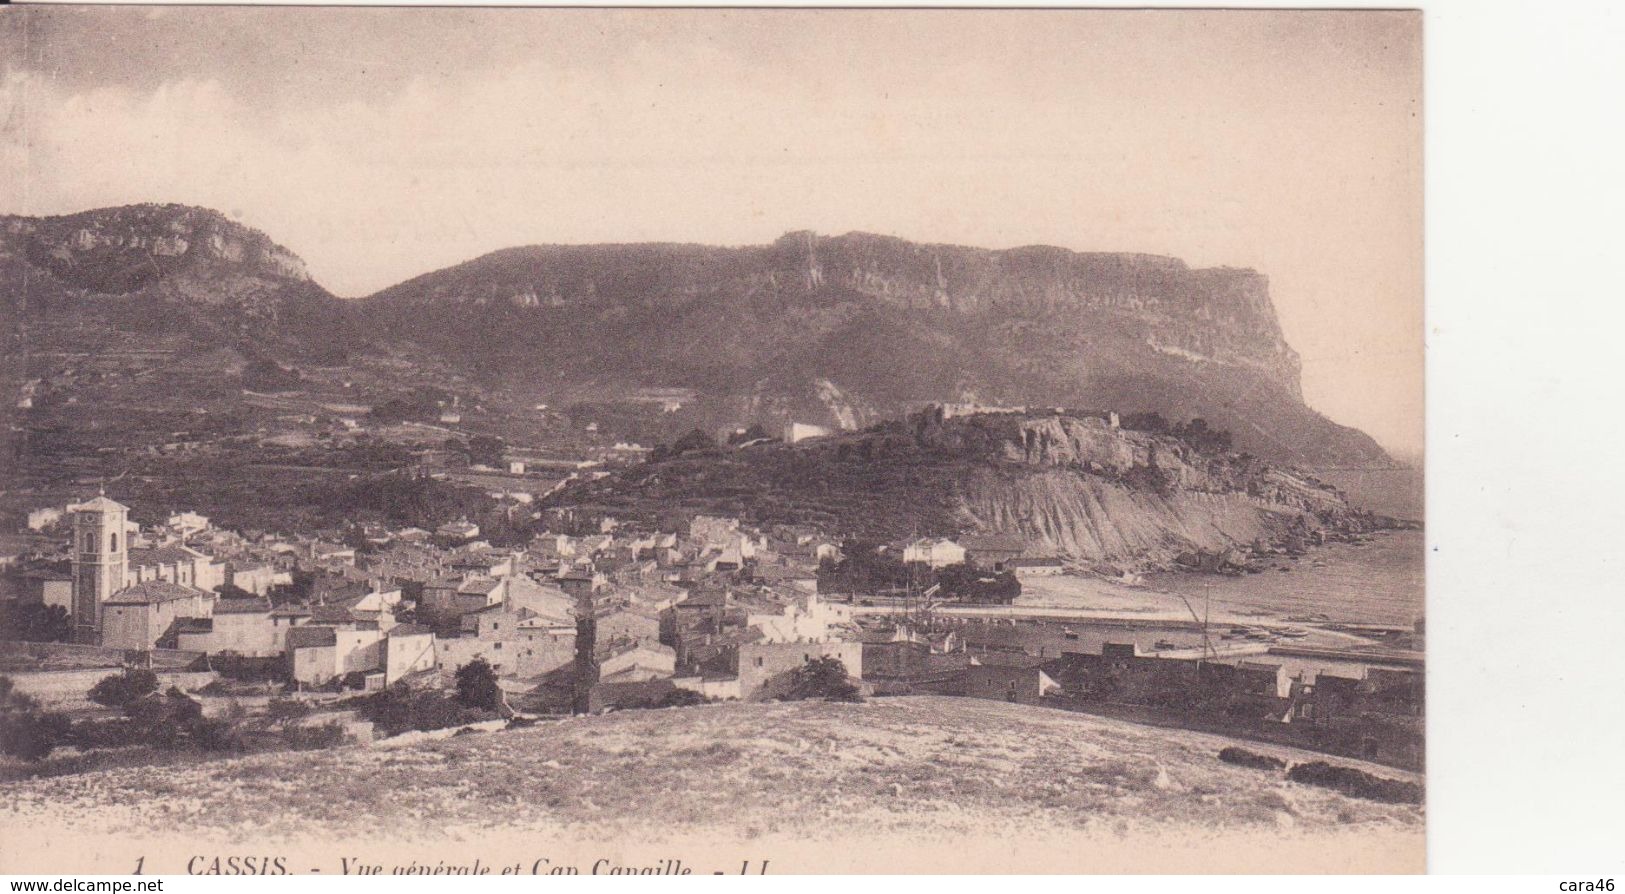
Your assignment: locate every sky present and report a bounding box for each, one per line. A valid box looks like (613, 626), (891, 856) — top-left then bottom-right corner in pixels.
(0, 8), (1422, 457)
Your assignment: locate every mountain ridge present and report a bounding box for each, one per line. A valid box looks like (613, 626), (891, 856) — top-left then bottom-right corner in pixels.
(3, 203), (1393, 468)
(361, 227), (1377, 466)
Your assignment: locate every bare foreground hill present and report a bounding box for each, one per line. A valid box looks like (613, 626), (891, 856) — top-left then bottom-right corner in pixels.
(0, 697), (1423, 873)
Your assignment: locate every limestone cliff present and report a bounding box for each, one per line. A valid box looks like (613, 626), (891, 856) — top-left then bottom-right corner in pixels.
(365, 231), (1385, 466)
(1, 204), (355, 360)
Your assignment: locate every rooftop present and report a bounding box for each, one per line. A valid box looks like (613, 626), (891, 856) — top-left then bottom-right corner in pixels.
(971, 651), (1055, 669)
(71, 496), (129, 513)
(215, 597), (273, 615)
(457, 577), (504, 596)
(287, 626), (338, 649)
(1009, 556), (1063, 567)
(677, 589), (728, 608)
(105, 580), (210, 605)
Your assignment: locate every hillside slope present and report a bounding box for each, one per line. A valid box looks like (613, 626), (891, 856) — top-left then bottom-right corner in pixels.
(363, 231), (1390, 467)
(547, 411), (1391, 569)
(2, 204), (358, 361)
(0, 697), (1423, 873)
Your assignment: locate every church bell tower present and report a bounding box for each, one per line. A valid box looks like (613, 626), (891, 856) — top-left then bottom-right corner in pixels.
(71, 495), (130, 644)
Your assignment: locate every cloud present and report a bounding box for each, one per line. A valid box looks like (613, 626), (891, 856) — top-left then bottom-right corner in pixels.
(0, 9), (1421, 455)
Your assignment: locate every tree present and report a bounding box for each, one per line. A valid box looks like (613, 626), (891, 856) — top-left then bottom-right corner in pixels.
(467, 435), (506, 468)
(215, 582), (257, 601)
(1120, 412), (1169, 433)
(369, 390), (443, 424)
(935, 563), (1022, 605)
(454, 658), (503, 712)
(354, 685), (492, 737)
(817, 539), (913, 595)
(0, 603), (71, 643)
(649, 427), (717, 461)
(1170, 417), (1234, 454)
(672, 428), (715, 454)
(88, 668), (159, 709)
(782, 656), (863, 703)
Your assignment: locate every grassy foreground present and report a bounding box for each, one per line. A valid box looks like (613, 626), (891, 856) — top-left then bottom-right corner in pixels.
(0, 696), (1420, 844)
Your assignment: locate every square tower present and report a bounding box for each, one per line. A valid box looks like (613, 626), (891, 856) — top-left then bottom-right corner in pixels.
(71, 495), (130, 644)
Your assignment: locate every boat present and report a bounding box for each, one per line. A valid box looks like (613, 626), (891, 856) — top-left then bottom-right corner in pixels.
(1153, 638), (1178, 650)
(1062, 628), (1079, 640)
(1278, 627), (1310, 639)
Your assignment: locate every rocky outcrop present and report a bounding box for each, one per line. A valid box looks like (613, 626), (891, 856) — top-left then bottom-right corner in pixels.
(1, 204), (354, 360)
(4, 204), (311, 297)
(959, 467), (1284, 566)
(549, 410), (1391, 571)
(933, 413), (1361, 566)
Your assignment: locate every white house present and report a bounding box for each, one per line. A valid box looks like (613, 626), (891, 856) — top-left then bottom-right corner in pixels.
(174, 596), (292, 657)
(746, 592), (853, 644)
(902, 538), (966, 568)
(382, 624), (437, 684)
(598, 643), (677, 683)
(783, 421), (833, 444)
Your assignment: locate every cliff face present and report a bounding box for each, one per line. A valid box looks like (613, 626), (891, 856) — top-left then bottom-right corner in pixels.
(365, 231), (1382, 466)
(943, 414), (1359, 566)
(548, 411), (1386, 571)
(765, 233), (1303, 399)
(1, 204), (355, 360)
(3, 204), (312, 297)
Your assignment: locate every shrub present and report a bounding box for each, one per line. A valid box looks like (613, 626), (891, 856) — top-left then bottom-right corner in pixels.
(124, 690), (202, 749)
(1218, 746), (1287, 771)
(354, 685), (494, 738)
(190, 717), (246, 753)
(653, 688), (711, 708)
(67, 717), (141, 750)
(1286, 761), (1424, 805)
(88, 668), (159, 709)
(284, 720), (349, 751)
(781, 656), (863, 703)
(1, 702), (72, 761)
(265, 697), (313, 728)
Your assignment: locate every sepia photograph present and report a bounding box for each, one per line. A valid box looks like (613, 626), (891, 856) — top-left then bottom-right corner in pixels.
(0, 6), (1430, 874)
